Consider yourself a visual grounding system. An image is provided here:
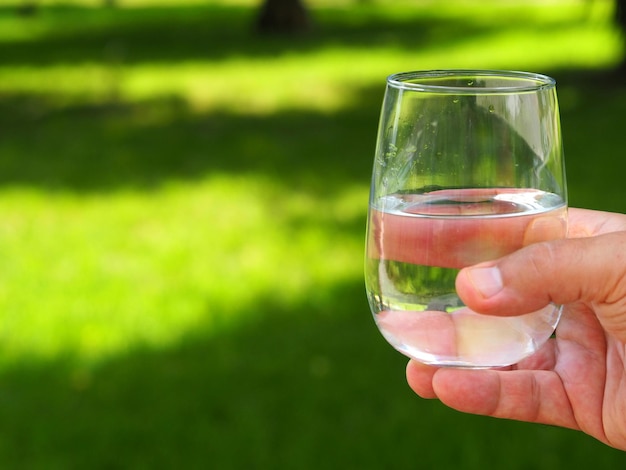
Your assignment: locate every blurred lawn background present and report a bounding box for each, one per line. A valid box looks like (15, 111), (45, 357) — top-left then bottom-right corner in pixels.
(0, 0), (626, 467)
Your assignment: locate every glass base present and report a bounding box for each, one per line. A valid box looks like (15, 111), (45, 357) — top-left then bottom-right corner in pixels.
(375, 305), (561, 368)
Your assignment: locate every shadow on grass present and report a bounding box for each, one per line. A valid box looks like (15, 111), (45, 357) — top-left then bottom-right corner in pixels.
(0, 89), (383, 194)
(0, 279), (623, 468)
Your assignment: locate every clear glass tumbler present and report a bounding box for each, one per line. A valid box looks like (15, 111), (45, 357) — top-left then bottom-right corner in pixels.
(365, 70), (567, 368)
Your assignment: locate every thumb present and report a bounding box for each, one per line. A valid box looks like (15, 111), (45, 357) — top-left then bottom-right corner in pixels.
(455, 232), (626, 339)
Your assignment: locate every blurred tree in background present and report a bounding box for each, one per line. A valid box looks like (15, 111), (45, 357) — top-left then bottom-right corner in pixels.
(615, 0), (626, 72)
(256, 0), (312, 34)
(15, 0), (39, 16)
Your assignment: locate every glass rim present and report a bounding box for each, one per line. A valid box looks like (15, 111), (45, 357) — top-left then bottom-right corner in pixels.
(387, 69), (556, 94)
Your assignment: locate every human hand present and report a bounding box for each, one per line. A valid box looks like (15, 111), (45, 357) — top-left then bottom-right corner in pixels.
(406, 208), (626, 451)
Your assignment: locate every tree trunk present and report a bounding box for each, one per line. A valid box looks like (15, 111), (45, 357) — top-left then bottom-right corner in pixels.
(16, 1), (38, 17)
(256, 0), (312, 35)
(615, 0), (626, 75)
(617, 0), (626, 30)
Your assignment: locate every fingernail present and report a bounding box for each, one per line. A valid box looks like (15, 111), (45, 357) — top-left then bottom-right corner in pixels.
(468, 266), (503, 298)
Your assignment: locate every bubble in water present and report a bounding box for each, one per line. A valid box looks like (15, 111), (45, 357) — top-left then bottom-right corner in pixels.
(452, 98), (459, 104)
(488, 105), (495, 113)
(467, 80), (474, 86)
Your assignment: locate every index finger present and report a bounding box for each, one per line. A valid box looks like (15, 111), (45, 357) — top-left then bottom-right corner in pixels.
(567, 208), (626, 238)
(367, 189), (566, 268)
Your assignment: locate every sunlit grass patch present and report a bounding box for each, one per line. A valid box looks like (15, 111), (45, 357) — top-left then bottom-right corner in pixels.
(0, 177), (366, 370)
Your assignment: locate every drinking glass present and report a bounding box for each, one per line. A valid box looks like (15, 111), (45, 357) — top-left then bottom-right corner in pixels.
(365, 70), (567, 368)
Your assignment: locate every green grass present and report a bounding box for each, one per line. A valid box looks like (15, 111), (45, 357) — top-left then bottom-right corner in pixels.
(0, 0), (625, 468)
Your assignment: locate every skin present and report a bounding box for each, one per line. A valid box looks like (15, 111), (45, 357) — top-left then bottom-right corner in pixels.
(405, 208), (626, 451)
